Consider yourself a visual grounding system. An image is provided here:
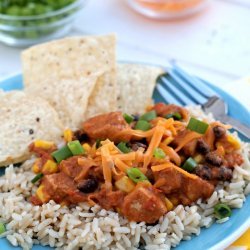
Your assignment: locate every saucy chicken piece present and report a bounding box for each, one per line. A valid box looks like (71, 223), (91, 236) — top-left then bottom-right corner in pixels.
(59, 156), (83, 179)
(40, 172), (86, 204)
(172, 129), (199, 156)
(152, 103), (189, 121)
(83, 112), (131, 143)
(121, 183), (167, 223)
(90, 186), (125, 210)
(154, 167), (214, 205)
(59, 156), (97, 180)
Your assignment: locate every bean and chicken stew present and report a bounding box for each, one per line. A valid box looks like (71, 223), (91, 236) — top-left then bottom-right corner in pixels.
(29, 103), (243, 223)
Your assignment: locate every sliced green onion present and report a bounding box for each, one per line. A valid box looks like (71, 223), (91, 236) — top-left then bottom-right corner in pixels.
(135, 120), (151, 131)
(165, 112), (182, 120)
(182, 157), (197, 172)
(123, 113), (134, 124)
(67, 140), (85, 155)
(139, 110), (157, 121)
(214, 203), (232, 219)
(0, 223), (6, 235)
(51, 145), (73, 163)
(117, 142), (131, 153)
(96, 139), (102, 148)
(31, 173), (44, 184)
(187, 117), (209, 134)
(153, 148), (166, 159)
(127, 167), (148, 183)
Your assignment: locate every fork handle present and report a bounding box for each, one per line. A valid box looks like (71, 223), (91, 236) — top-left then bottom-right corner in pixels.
(218, 114), (250, 139)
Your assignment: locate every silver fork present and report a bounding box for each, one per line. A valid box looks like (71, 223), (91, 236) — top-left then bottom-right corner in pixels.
(156, 64), (250, 140)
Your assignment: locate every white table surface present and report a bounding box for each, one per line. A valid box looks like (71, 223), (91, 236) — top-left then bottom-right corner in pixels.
(0, 0), (249, 110)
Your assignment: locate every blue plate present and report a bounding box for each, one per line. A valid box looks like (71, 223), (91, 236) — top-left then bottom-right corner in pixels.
(0, 73), (249, 250)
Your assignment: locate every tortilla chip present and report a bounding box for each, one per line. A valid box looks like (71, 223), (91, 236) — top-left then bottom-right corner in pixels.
(22, 34), (116, 129)
(84, 68), (117, 119)
(0, 91), (63, 167)
(116, 63), (164, 114)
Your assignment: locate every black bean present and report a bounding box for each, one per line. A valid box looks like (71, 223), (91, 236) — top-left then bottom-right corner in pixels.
(77, 178), (98, 193)
(73, 130), (89, 142)
(205, 151), (223, 166)
(195, 165), (212, 180)
(213, 126), (226, 139)
(211, 166), (233, 181)
(132, 114), (140, 121)
(196, 139), (210, 155)
(29, 129), (34, 135)
(36, 117), (40, 122)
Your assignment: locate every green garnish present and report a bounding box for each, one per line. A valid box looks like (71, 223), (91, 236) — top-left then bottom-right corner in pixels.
(153, 148), (166, 159)
(214, 203), (232, 219)
(67, 140), (85, 155)
(117, 142), (131, 153)
(135, 120), (151, 131)
(165, 112), (182, 120)
(0, 223), (6, 235)
(126, 168), (148, 183)
(139, 110), (157, 122)
(123, 113), (134, 124)
(51, 145), (73, 163)
(187, 117), (209, 134)
(182, 157), (197, 172)
(31, 173), (44, 184)
(96, 139), (102, 149)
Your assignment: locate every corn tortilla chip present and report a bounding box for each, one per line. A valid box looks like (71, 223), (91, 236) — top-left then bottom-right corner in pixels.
(0, 91), (63, 167)
(84, 68), (117, 119)
(116, 63), (163, 114)
(22, 34), (116, 129)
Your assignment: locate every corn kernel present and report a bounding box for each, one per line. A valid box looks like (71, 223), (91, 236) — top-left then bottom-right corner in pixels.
(32, 159), (41, 174)
(193, 154), (203, 164)
(82, 143), (91, 152)
(163, 137), (174, 145)
(42, 160), (58, 174)
(227, 134), (241, 150)
(34, 140), (55, 150)
(64, 129), (73, 142)
(36, 185), (50, 203)
(115, 176), (135, 193)
(137, 180), (152, 188)
(169, 197), (179, 206)
(165, 197), (174, 211)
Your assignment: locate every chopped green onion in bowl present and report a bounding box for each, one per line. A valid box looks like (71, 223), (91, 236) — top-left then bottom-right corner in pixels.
(182, 157), (197, 172)
(0, 0), (87, 47)
(153, 148), (166, 159)
(51, 145), (73, 163)
(67, 140), (85, 155)
(135, 120), (151, 131)
(187, 117), (209, 134)
(31, 173), (44, 184)
(0, 0), (77, 16)
(126, 167), (148, 183)
(117, 142), (131, 153)
(139, 110), (157, 122)
(123, 113), (134, 124)
(214, 203), (232, 219)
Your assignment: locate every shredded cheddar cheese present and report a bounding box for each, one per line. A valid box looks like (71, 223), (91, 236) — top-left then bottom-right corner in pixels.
(143, 125), (165, 169)
(151, 163), (197, 179)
